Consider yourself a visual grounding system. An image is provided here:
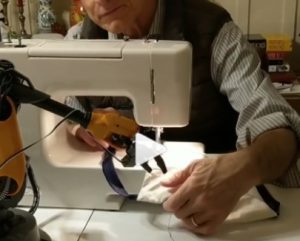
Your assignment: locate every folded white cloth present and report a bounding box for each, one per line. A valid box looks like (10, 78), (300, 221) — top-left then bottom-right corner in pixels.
(136, 141), (278, 224)
(137, 170), (278, 223)
(227, 187), (277, 223)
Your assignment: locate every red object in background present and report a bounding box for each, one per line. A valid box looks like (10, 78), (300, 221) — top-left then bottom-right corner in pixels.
(51, 22), (67, 36)
(267, 51), (289, 61)
(70, 0), (85, 26)
(269, 72), (297, 84)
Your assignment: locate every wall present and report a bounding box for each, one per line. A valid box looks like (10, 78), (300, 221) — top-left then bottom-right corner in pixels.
(213, 0), (300, 73)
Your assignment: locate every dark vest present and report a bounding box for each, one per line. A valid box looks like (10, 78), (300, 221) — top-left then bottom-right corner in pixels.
(80, 0), (238, 153)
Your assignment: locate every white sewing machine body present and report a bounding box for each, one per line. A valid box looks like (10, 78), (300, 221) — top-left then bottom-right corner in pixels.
(0, 39), (192, 210)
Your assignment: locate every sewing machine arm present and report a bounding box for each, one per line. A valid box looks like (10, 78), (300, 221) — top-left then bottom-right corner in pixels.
(10, 82), (139, 147)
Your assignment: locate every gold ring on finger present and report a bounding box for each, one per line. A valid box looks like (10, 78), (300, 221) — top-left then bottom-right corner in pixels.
(191, 215), (199, 228)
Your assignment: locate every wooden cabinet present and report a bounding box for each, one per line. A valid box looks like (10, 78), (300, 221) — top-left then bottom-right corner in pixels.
(283, 94), (300, 115)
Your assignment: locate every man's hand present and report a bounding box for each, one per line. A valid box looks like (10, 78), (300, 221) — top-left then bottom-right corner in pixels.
(68, 106), (138, 151)
(161, 150), (257, 235)
(75, 126), (109, 151)
(67, 108), (115, 151)
(161, 128), (297, 235)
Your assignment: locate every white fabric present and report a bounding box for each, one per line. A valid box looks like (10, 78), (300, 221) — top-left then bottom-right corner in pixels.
(137, 169), (178, 204)
(137, 169), (277, 223)
(137, 142), (277, 223)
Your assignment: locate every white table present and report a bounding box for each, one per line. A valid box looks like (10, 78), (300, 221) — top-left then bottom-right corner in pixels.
(33, 185), (300, 241)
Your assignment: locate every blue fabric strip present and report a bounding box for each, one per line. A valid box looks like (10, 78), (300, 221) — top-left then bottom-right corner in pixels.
(101, 147), (137, 199)
(256, 185), (280, 216)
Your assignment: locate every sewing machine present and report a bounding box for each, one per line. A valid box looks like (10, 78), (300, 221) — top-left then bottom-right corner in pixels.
(0, 38), (192, 211)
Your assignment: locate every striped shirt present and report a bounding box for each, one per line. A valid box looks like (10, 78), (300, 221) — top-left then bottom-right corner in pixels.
(65, 1), (300, 187)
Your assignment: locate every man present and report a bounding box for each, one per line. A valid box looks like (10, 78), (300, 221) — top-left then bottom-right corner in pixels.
(66, 0), (300, 235)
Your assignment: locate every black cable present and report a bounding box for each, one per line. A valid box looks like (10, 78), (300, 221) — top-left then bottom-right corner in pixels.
(0, 61), (35, 110)
(26, 158), (40, 215)
(0, 178), (10, 201)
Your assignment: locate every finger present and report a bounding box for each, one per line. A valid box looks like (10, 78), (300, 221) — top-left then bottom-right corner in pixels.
(183, 215), (221, 236)
(163, 177), (194, 212)
(75, 128), (95, 145)
(167, 186), (179, 194)
(161, 160), (200, 187)
(162, 160), (201, 212)
(160, 167), (191, 187)
(193, 220), (220, 236)
(94, 139), (110, 150)
(174, 199), (198, 219)
(80, 133), (106, 149)
(78, 134), (98, 147)
(76, 128), (109, 151)
(94, 107), (116, 113)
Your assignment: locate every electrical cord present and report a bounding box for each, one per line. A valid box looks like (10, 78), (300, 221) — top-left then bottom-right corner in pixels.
(0, 178), (10, 201)
(0, 60), (35, 110)
(26, 156), (40, 215)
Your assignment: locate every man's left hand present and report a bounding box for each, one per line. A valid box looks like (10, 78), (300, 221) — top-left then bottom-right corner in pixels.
(161, 151), (257, 235)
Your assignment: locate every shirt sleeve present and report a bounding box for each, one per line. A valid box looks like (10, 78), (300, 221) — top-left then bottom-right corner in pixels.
(211, 21), (300, 187)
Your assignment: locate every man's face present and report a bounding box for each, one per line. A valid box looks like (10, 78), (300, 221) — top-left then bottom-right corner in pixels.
(80, 0), (157, 37)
